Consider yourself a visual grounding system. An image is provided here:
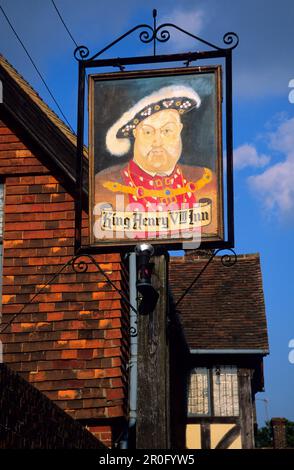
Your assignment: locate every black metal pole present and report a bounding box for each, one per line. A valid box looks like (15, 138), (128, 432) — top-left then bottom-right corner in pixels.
(153, 9), (157, 56)
(75, 61), (85, 254)
(82, 49), (226, 69)
(225, 49), (235, 248)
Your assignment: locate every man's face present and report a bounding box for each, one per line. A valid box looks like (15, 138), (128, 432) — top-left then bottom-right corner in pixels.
(133, 109), (183, 175)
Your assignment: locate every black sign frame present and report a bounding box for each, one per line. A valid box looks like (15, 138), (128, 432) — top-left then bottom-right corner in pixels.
(74, 10), (238, 255)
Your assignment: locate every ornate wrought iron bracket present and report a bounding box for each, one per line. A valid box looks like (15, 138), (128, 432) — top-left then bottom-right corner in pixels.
(73, 9), (238, 62)
(0, 254), (138, 335)
(175, 248), (237, 308)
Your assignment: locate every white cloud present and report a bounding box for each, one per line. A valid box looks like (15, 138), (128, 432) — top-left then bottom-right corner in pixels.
(248, 117), (294, 216)
(248, 160), (294, 212)
(159, 8), (205, 51)
(234, 144), (270, 169)
(268, 117), (294, 155)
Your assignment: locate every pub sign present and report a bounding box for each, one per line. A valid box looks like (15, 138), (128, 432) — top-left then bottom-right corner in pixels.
(89, 66), (224, 248)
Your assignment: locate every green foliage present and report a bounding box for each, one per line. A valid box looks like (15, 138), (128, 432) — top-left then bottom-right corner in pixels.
(286, 420), (294, 447)
(255, 421), (272, 448)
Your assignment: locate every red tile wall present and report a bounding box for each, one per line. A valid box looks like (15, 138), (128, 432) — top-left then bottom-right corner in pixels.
(0, 119), (129, 447)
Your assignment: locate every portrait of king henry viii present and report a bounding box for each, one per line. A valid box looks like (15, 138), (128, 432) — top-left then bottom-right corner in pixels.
(92, 74), (221, 238)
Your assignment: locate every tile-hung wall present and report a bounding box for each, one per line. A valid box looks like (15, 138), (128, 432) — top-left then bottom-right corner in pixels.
(0, 182), (4, 304)
(0, 182), (4, 362)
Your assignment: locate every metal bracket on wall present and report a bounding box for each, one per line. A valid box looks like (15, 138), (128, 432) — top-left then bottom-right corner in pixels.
(175, 248), (237, 308)
(0, 254), (138, 334)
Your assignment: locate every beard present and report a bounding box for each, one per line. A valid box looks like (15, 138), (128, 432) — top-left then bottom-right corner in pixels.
(147, 148), (169, 168)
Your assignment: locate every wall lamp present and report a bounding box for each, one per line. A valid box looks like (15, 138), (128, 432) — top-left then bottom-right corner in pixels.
(135, 243), (159, 315)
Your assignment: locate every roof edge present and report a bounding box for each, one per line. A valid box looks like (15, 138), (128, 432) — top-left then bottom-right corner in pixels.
(170, 252), (261, 263)
(0, 55), (77, 139)
(190, 348), (269, 355)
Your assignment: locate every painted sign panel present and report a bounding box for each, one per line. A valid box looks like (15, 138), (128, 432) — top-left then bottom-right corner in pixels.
(89, 66), (224, 247)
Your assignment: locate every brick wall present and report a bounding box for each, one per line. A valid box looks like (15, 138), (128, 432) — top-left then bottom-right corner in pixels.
(0, 363), (105, 449)
(0, 118), (129, 448)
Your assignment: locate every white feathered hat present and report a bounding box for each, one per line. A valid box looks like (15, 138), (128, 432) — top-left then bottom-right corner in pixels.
(105, 85), (201, 156)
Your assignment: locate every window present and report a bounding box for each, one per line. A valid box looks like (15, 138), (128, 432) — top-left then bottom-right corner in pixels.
(188, 367), (210, 416)
(188, 365), (239, 417)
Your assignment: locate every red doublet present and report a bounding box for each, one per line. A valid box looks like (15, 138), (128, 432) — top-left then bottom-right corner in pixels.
(121, 160), (197, 211)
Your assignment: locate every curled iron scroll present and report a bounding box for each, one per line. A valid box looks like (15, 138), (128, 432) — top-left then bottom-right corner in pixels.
(71, 256), (89, 273)
(73, 18), (239, 61)
(130, 322), (138, 338)
(139, 26), (155, 44)
(155, 27), (170, 43)
(74, 45), (90, 60)
(223, 32), (239, 50)
(220, 248), (237, 267)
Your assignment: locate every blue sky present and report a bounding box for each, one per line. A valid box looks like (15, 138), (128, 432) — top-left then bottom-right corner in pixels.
(1, 0), (294, 427)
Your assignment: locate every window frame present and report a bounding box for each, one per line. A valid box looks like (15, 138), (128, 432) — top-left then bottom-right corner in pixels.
(187, 367), (212, 418)
(187, 365), (240, 418)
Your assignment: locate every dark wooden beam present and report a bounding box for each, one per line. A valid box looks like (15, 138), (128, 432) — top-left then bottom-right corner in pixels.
(238, 368), (255, 448)
(136, 255), (170, 449)
(200, 422), (211, 449)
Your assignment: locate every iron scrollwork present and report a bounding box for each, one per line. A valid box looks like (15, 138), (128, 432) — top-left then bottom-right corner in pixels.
(71, 254), (138, 338)
(175, 248), (237, 308)
(71, 256), (89, 273)
(220, 248), (237, 267)
(223, 32), (239, 50)
(130, 321), (138, 338)
(74, 9), (239, 62)
(139, 26), (156, 44)
(74, 24), (153, 62)
(0, 254), (138, 336)
(74, 45), (90, 61)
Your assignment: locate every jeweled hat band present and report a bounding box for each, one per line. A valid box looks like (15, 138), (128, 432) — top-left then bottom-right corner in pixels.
(117, 96), (197, 138)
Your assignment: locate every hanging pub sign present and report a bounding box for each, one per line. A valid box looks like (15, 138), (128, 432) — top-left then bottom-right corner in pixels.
(89, 66), (224, 248)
